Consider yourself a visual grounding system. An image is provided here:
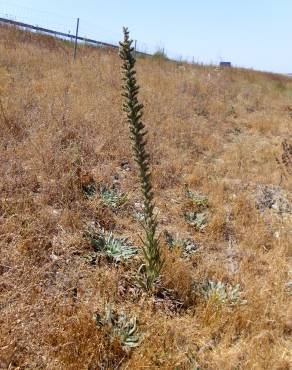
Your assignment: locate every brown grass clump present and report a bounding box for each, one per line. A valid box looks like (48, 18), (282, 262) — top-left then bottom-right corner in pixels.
(0, 24), (291, 369)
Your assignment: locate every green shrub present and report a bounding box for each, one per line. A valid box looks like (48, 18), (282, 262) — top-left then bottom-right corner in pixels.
(184, 211), (208, 231)
(99, 185), (127, 208)
(95, 304), (141, 348)
(152, 47), (168, 61)
(164, 230), (198, 258)
(87, 229), (137, 263)
(201, 280), (246, 306)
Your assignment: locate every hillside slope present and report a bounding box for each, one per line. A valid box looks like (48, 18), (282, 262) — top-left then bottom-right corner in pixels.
(0, 25), (291, 369)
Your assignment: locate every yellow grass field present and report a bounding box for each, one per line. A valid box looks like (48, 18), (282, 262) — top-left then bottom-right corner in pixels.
(0, 25), (291, 369)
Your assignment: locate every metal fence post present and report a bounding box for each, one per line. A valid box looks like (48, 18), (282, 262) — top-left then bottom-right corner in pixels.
(73, 17), (79, 60)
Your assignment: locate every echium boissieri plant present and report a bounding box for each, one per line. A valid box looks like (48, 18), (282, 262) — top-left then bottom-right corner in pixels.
(119, 27), (163, 290)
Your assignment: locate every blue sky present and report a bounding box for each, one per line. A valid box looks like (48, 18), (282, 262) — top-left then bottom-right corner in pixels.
(0, 0), (291, 73)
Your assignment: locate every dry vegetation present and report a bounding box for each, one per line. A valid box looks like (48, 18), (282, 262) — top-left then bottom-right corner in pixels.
(0, 25), (291, 369)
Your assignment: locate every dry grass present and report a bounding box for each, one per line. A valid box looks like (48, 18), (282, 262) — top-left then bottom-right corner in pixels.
(0, 25), (291, 369)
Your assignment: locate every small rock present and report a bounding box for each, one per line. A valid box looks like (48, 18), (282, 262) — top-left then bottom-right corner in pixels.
(50, 253), (58, 262)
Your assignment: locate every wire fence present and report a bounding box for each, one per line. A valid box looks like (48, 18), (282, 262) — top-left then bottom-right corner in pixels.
(0, 17), (156, 61)
(0, 2), (169, 60)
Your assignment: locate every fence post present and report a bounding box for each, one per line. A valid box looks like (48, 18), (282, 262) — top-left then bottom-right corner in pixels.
(134, 39), (137, 56)
(73, 17), (79, 60)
